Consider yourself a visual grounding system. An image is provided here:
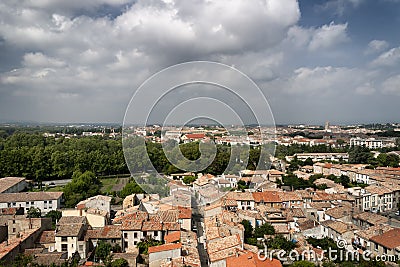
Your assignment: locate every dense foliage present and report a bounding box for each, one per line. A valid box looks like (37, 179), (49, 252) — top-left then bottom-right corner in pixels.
(63, 171), (102, 207)
(45, 210), (62, 229)
(241, 220), (276, 247)
(136, 238), (163, 254)
(0, 133), (127, 181)
(119, 178), (145, 198)
(0, 132), (398, 185)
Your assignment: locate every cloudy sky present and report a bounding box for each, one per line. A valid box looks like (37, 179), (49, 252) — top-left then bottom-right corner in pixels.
(0, 0), (400, 125)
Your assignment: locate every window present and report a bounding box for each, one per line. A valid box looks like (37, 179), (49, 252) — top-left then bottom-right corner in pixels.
(31, 202), (34, 205)
(12, 228), (16, 233)
(26, 202), (29, 205)
(61, 237), (67, 242)
(44, 201), (47, 204)
(124, 233), (128, 238)
(134, 232), (138, 238)
(49, 200), (52, 204)
(61, 244), (68, 252)
(79, 245), (83, 251)
(154, 231), (158, 237)
(375, 243), (379, 251)
(124, 241), (128, 249)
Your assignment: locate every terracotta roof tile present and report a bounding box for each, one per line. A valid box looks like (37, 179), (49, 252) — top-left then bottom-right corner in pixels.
(252, 191), (281, 203)
(148, 243), (182, 254)
(226, 251), (282, 267)
(0, 177), (25, 193)
(37, 231), (55, 244)
(178, 206), (192, 219)
(165, 231), (181, 243)
(370, 228), (400, 249)
(0, 191), (63, 203)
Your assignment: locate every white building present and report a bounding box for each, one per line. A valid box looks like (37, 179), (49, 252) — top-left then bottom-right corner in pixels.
(350, 137), (383, 149)
(363, 186), (394, 213)
(0, 191), (63, 214)
(55, 216), (88, 259)
(76, 195), (111, 214)
(286, 153), (349, 162)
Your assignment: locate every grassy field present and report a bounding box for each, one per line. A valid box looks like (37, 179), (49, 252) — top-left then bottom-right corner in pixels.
(100, 177), (129, 194)
(32, 175), (130, 194)
(46, 185), (65, 192)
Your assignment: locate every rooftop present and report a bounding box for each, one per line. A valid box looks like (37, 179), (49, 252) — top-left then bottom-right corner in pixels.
(0, 191), (63, 203)
(148, 243), (182, 254)
(0, 177), (25, 193)
(370, 228), (400, 249)
(252, 191), (281, 203)
(226, 251), (282, 267)
(165, 231), (181, 243)
(37, 230), (55, 244)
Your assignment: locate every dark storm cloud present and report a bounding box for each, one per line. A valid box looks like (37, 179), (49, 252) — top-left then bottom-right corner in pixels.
(0, 0), (399, 124)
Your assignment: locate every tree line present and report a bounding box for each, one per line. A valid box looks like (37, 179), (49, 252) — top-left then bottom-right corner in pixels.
(0, 132), (127, 182)
(1, 132), (398, 184)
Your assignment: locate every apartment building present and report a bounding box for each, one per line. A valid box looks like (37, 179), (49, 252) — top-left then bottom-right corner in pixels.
(0, 192), (63, 214)
(55, 216), (88, 259)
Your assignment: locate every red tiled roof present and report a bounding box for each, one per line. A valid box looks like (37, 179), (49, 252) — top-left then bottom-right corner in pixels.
(226, 251), (282, 267)
(164, 231), (181, 243)
(370, 228), (400, 249)
(37, 231), (55, 244)
(178, 206), (192, 219)
(142, 221), (163, 231)
(185, 134), (206, 139)
(148, 243), (182, 254)
(252, 191), (281, 203)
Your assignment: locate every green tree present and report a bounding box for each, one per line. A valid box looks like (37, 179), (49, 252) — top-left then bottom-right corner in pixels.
(27, 207), (41, 218)
(348, 146), (372, 164)
(254, 222), (275, 238)
(376, 153), (399, 167)
(45, 210), (62, 229)
(136, 238), (163, 254)
(241, 220), (253, 240)
(339, 175), (350, 188)
(303, 157), (314, 166)
(290, 261), (316, 267)
(266, 235), (296, 251)
(95, 241), (112, 263)
(63, 171), (101, 207)
(182, 176), (196, 185)
(322, 262), (337, 267)
(111, 258), (129, 267)
(237, 180), (249, 191)
(11, 254), (34, 267)
(119, 179), (145, 198)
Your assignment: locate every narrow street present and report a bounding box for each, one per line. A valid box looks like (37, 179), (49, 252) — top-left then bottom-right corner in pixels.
(192, 195), (209, 267)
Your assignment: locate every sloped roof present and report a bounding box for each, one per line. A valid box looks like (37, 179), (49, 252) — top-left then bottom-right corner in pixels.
(370, 228), (400, 249)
